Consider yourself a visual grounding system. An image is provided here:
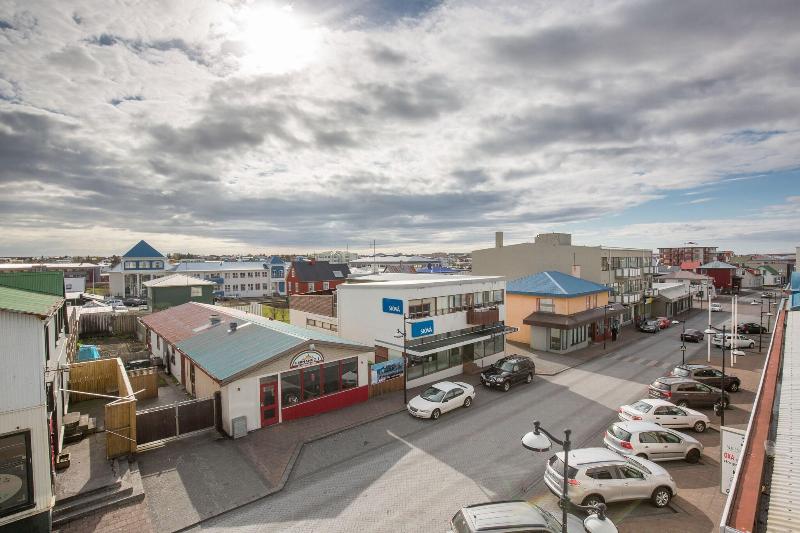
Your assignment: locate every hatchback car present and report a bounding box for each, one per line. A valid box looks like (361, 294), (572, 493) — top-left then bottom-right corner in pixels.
(543, 447), (677, 509)
(480, 356), (535, 391)
(738, 322), (767, 334)
(710, 303), (723, 312)
(655, 317), (670, 329)
(407, 381), (475, 419)
(713, 333), (755, 349)
(680, 329), (704, 342)
(648, 377), (729, 409)
(618, 399), (709, 433)
(670, 364), (741, 392)
(450, 500), (618, 533)
(639, 320), (660, 333)
(604, 421), (703, 463)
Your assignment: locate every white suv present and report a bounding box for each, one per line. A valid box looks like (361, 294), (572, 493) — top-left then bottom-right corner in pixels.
(543, 447), (677, 509)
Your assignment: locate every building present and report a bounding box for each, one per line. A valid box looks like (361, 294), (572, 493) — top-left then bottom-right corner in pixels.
(139, 303), (372, 434)
(286, 260), (350, 295)
(505, 271), (624, 354)
(649, 282), (692, 318)
(756, 265), (784, 287)
(144, 274), (216, 311)
(107, 240), (169, 297)
(697, 260), (739, 292)
(311, 250), (360, 264)
(679, 260), (701, 271)
(171, 257), (288, 298)
(653, 270), (714, 299)
(657, 245), (720, 267)
(348, 254), (442, 272)
(738, 268), (763, 289)
(289, 293), (338, 334)
(336, 274), (512, 388)
(471, 232), (654, 326)
(0, 273), (71, 533)
(0, 262), (101, 293)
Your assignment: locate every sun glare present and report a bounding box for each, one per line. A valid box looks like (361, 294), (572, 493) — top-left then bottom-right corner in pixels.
(238, 5), (321, 74)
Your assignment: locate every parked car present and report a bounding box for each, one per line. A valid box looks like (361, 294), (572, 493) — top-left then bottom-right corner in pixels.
(604, 421), (703, 463)
(670, 364), (741, 392)
(761, 292), (773, 299)
(738, 322), (767, 334)
(618, 399), (710, 433)
(543, 447), (677, 509)
(712, 333), (755, 349)
(655, 317), (670, 329)
(407, 381), (475, 419)
(125, 359), (152, 371)
(123, 297), (146, 307)
(648, 377), (729, 409)
(479, 355), (535, 391)
(710, 303), (723, 312)
(680, 329), (704, 343)
(639, 320), (660, 333)
(105, 298), (124, 307)
(450, 500), (618, 533)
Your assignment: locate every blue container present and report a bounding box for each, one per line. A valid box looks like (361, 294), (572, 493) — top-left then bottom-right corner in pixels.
(77, 345), (100, 362)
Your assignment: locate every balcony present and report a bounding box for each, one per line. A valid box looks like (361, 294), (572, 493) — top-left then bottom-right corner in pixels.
(610, 293), (642, 305)
(614, 267), (642, 278)
(467, 307), (500, 325)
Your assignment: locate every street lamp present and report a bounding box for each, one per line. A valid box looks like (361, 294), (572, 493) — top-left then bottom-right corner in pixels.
(759, 302), (774, 353)
(521, 422), (618, 533)
(703, 325), (745, 427)
(672, 320), (687, 365)
(602, 304), (614, 350)
(394, 316), (412, 405)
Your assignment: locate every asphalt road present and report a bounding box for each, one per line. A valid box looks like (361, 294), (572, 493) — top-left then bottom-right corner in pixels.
(196, 299), (762, 533)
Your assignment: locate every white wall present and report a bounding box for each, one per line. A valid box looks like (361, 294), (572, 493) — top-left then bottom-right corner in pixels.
(289, 309), (339, 333)
(64, 277), (86, 293)
(0, 310), (45, 411)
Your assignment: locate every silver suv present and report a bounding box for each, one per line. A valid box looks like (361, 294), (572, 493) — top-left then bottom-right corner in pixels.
(543, 447), (677, 509)
(450, 500), (617, 533)
(604, 421), (704, 463)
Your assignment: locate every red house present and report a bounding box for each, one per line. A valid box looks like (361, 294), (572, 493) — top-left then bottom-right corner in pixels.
(698, 260), (738, 292)
(286, 260), (350, 295)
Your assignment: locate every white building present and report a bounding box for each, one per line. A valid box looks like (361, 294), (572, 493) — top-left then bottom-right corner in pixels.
(312, 250), (360, 264)
(171, 257), (288, 298)
(336, 274), (512, 388)
(348, 254), (442, 272)
(107, 240), (169, 297)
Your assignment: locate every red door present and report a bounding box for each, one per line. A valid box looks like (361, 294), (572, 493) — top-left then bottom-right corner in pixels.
(260, 380), (279, 427)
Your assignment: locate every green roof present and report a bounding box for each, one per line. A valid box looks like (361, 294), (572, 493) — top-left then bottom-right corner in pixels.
(0, 286), (64, 317)
(0, 271), (65, 297)
(758, 265), (779, 275)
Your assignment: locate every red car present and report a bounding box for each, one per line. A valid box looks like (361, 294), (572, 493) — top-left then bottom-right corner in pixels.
(656, 317), (670, 329)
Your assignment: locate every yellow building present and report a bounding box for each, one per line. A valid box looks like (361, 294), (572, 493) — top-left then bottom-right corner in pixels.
(506, 271), (625, 354)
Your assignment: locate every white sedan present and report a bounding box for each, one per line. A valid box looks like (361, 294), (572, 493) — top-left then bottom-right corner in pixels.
(710, 303), (723, 312)
(618, 399), (710, 433)
(407, 381), (475, 419)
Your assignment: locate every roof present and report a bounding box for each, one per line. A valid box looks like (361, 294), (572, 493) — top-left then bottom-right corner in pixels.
(171, 261), (273, 273)
(143, 274), (216, 288)
(791, 271), (800, 292)
(508, 271), (610, 297)
(462, 501), (549, 531)
(523, 302), (626, 328)
(0, 286), (64, 318)
(349, 255), (440, 265)
(699, 260), (737, 270)
(0, 271), (65, 297)
(0, 262), (99, 270)
(140, 302), (236, 345)
(425, 381), (467, 392)
(680, 260), (701, 270)
(291, 261), (350, 282)
(341, 274), (501, 288)
(659, 270), (710, 281)
(757, 265), (779, 275)
(652, 282), (690, 302)
(615, 420), (667, 432)
(414, 266), (460, 274)
(123, 240), (165, 258)
(556, 447), (625, 465)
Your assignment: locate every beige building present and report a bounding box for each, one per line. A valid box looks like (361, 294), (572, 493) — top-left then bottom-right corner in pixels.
(472, 232), (655, 324)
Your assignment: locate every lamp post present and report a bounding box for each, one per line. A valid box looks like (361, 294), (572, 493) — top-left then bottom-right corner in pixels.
(394, 316), (411, 405)
(704, 325), (745, 427)
(759, 304), (774, 353)
(602, 304), (613, 350)
(672, 319), (687, 365)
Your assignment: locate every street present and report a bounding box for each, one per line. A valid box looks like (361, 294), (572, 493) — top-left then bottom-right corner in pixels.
(195, 300), (761, 533)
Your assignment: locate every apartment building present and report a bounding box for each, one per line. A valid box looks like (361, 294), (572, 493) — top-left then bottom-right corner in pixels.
(472, 232), (654, 325)
(658, 245), (720, 267)
(172, 257), (288, 298)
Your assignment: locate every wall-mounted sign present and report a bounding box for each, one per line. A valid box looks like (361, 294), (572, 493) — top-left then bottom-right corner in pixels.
(382, 298), (404, 315)
(411, 320), (434, 338)
(290, 350), (324, 369)
(371, 358), (404, 384)
(720, 425), (746, 495)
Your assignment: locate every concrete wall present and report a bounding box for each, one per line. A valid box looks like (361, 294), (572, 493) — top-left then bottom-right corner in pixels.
(289, 309), (339, 334)
(472, 241), (603, 282)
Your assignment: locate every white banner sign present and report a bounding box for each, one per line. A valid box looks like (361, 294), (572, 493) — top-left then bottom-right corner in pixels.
(721, 426), (746, 495)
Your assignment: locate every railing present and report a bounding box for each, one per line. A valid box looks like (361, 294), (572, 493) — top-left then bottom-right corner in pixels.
(467, 307), (500, 325)
(610, 293), (642, 305)
(614, 267), (642, 278)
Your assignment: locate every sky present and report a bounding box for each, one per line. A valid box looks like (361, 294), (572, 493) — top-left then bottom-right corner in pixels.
(1, 0), (799, 257)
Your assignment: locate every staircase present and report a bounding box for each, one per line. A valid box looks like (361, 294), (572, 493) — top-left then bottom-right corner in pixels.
(62, 412), (98, 444)
(52, 459), (145, 528)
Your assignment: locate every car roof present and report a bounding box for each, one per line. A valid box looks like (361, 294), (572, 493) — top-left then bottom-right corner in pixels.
(654, 376), (691, 384)
(462, 501), (549, 530)
(614, 420), (666, 432)
(633, 398), (673, 407)
(430, 381), (461, 392)
(676, 364), (709, 370)
(556, 447), (625, 466)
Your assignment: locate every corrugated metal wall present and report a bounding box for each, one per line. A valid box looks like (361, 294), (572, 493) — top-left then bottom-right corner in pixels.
(0, 271), (65, 296)
(0, 310), (45, 411)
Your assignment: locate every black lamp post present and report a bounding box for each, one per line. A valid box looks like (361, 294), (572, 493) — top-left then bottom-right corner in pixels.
(673, 319), (687, 365)
(522, 422), (572, 533)
(704, 324), (745, 427)
(602, 304), (613, 350)
(394, 315), (411, 405)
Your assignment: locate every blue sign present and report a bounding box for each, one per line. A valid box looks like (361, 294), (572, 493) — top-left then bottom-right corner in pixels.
(411, 320), (435, 338)
(382, 298), (404, 315)
(371, 358), (404, 384)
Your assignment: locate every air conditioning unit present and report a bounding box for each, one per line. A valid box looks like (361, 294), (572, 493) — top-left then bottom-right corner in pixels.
(232, 416), (247, 439)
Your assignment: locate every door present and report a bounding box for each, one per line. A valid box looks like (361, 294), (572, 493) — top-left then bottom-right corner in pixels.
(617, 464), (651, 499)
(652, 406), (680, 428)
(657, 431), (685, 459)
(638, 431), (665, 460)
(260, 379), (279, 427)
(695, 369), (720, 388)
(441, 390), (458, 412)
(462, 343), (475, 363)
(584, 467), (623, 502)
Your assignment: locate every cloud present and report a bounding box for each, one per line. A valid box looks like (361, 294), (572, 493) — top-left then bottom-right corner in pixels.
(688, 197), (714, 204)
(0, 0), (799, 255)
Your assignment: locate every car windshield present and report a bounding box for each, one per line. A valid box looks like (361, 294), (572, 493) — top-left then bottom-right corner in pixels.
(672, 367), (690, 377)
(420, 387), (446, 402)
(495, 361), (515, 372)
(646, 320), (658, 326)
(548, 455), (578, 478)
(651, 380), (670, 390)
(631, 401), (653, 413)
(451, 510), (470, 533)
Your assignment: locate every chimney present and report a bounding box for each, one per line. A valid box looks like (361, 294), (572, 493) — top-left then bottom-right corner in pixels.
(571, 265), (581, 278)
(229, 322), (237, 332)
(495, 231), (504, 248)
(210, 314), (220, 325)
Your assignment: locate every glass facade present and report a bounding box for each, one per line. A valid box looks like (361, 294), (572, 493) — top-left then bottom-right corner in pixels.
(281, 357), (358, 407)
(406, 336), (503, 381)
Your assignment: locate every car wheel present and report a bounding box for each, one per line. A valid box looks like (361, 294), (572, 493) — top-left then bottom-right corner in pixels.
(686, 448), (701, 463)
(693, 421), (707, 433)
(582, 495), (605, 513)
(431, 409), (440, 420)
(677, 400), (689, 408)
(502, 380), (511, 392)
(636, 453), (648, 460)
(749, 342), (755, 349)
(727, 382), (740, 392)
(526, 373), (533, 384)
(463, 396), (472, 408)
(651, 486), (672, 508)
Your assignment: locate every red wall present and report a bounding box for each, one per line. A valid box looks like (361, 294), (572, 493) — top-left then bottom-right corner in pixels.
(286, 277), (346, 295)
(281, 385), (369, 421)
(703, 268), (733, 289)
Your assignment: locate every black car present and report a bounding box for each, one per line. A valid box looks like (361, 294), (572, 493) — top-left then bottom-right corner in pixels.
(639, 320), (659, 333)
(123, 297), (146, 307)
(480, 356), (535, 391)
(737, 322), (767, 334)
(680, 329), (704, 342)
(670, 364), (741, 392)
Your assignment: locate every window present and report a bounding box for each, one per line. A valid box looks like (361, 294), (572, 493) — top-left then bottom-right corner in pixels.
(341, 358), (358, 389)
(586, 295), (591, 309)
(0, 430), (34, 517)
(586, 468), (613, 480)
(302, 366), (321, 401)
(436, 296), (448, 315)
(153, 261), (163, 268)
(281, 370), (301, 405)
(408, 299), (432, 318)
(224, 285), (230, 291)
(248, 272), (253, 277)
(255, 283), (260, 290)
(539, 298), (555, 313)
(658, 432), (682, 444)
(308, 282), (315, 292)
(233, 272), (238, 278)
(124, 261), (136, 269)
(323, 362), (341, 394)
(653, 407), (669, 415)
(619, 465), (644, 479)
(248, 284), (254, 291)
(323, 281), (329, 290)
(492, 289), (504, 304)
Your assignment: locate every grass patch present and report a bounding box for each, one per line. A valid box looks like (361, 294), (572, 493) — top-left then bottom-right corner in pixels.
(261, 305), (290, 322)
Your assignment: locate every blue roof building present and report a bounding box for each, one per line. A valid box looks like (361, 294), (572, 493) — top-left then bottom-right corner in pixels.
(507, 271), (611, 297)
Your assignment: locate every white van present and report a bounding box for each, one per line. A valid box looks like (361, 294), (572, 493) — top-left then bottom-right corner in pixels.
(713, 333), (755, 349)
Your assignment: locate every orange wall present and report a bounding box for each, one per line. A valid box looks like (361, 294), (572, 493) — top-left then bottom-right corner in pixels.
(505, 291), (610, 344)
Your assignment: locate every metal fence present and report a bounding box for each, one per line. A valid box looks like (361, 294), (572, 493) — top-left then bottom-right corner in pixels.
(136, 395), (217, 447)
(79, 311), (145, 336)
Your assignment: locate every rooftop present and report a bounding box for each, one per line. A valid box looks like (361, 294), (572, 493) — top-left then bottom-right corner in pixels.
(340, 274), (501, 288)
(143, 274), (216, 288)
(123, 240), (165, 258)
(0, 271), (65, 297)
(507, 270), (610, 297)
(699, 260), (737, 270)
(0, 286), (64, 318)
(171, 260), (283, 272)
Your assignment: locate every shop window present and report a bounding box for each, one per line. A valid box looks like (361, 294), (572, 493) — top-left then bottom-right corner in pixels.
(449, 347), (462, 367)
(302, 366), (321, 401)
(436, 296), (448, 315)
(341, 359), (358, 389)
(492, 290), (503, 304)
(465, 293), (474, 308)
(407, 359), (423, 380)
(281, 370), (301, 406)
(0, 430), (34, 518)
(409, 299), (432, 318)
(323, 362), (341, 394)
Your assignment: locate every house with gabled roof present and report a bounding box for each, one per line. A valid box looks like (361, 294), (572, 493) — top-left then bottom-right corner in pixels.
(108, 240), (169, 297)
(286, 259), (350, 295)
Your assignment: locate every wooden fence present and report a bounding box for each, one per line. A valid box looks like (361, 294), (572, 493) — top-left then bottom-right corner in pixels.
(68, 358), (120, 402)
(127, 367), (158, 400)
(79, 311), (143, 337)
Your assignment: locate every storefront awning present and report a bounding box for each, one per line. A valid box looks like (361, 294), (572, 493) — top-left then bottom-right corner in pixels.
(522, 303), (626, 329)
(377, 324), (518, 357)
